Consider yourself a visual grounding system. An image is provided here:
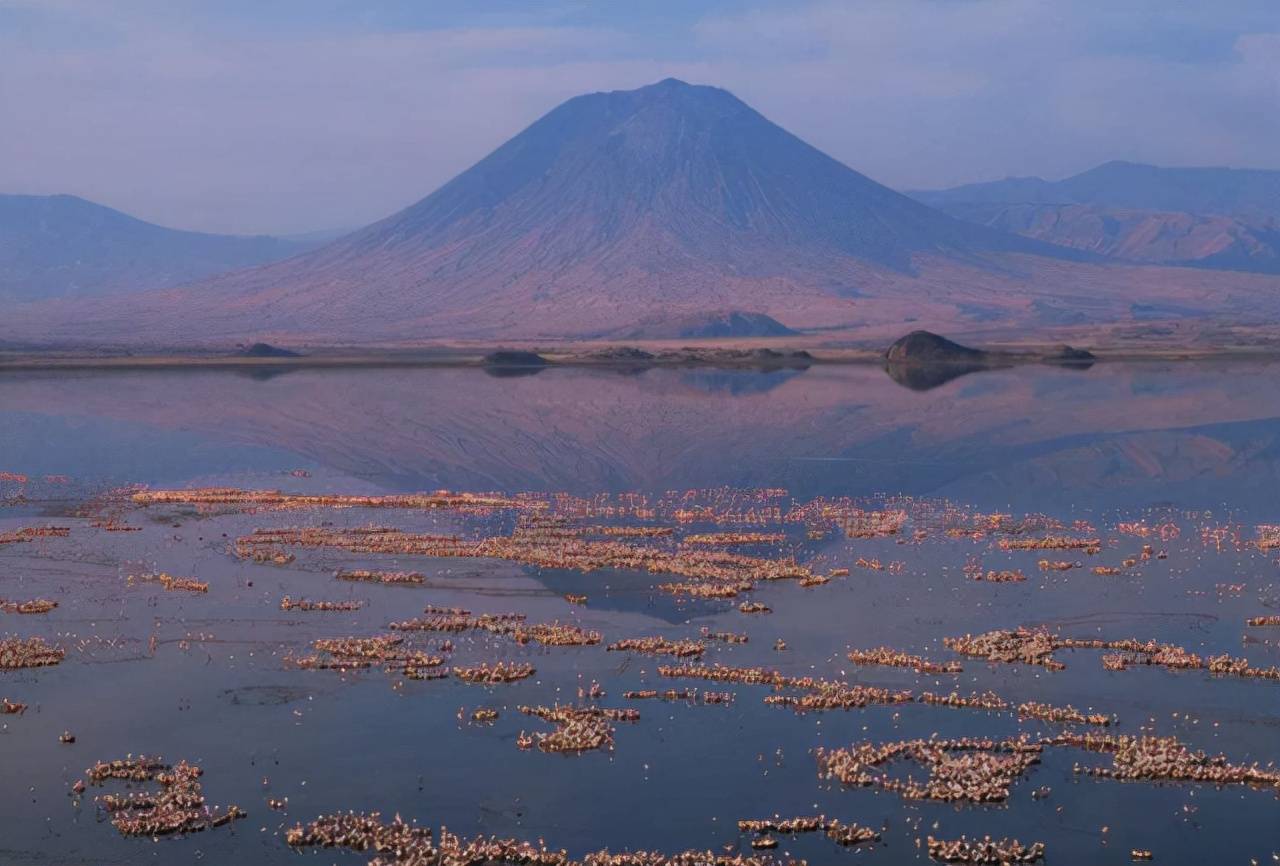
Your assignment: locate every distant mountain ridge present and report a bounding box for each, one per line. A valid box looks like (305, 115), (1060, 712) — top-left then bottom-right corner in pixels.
(911, 162), (1280, 274)
(936, 201), (1280, 274)
(911, 161), (1280, 221)
(7, 82), (1280, 347)
(0, 194), (316, 301)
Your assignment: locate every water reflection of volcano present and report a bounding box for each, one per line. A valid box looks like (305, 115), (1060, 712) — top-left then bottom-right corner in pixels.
(680, 368), (805, 395)
(1, 362), (1279, 510)
(532, 566), (726, 625)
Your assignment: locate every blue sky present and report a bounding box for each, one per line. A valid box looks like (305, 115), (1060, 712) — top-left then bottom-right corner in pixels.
(2, 0), (1276, 235)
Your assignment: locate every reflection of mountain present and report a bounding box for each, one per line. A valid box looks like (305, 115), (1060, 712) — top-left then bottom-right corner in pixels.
(1, 363), (1279, 510)
(936, 419), (1280, 507)
(533, 567), (723, 624)
(679, 368), (805, 395)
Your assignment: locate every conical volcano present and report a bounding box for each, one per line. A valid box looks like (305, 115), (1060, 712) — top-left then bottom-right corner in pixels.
(12, 78), (1280, 347)
(190, 77), (1045, 340)
(355, 78), (1034, 272)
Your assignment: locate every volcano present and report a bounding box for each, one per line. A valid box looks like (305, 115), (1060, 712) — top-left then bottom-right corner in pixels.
(9, 79), (1280, 347)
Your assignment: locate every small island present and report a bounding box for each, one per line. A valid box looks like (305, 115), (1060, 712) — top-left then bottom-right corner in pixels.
(886, 330), (1094, 366)
(238, 342), (301, 358)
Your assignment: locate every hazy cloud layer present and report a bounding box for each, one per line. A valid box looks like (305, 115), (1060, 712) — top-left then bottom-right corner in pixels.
(2, 0), (1276, 234)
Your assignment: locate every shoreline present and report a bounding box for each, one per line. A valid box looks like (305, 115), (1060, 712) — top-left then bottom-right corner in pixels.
(3, 342), (1280, 373)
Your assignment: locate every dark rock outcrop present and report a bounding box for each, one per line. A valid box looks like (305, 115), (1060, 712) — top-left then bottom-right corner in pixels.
(1047, 344), (1096, 363)
(239, 342), (301, 358)
(884, 331), (986, 365)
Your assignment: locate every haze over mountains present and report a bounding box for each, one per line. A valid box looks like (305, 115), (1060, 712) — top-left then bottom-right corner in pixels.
(912, 163), (1280, 275)
(0, 194), (316, 302)
(913, 162), (1280, 220)
(5, 80), (1280, 348)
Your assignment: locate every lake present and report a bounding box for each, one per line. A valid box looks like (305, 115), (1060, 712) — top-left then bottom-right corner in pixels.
(1, 360), (1278, 865)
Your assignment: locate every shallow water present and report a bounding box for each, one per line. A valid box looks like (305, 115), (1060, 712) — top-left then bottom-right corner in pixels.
(1, 361), (1279, 865)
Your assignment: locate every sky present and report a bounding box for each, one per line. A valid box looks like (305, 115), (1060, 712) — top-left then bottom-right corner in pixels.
(2, 0), (1277, 236)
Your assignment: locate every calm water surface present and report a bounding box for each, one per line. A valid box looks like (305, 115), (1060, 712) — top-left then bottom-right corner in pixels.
(1, 361), (1278, 865)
